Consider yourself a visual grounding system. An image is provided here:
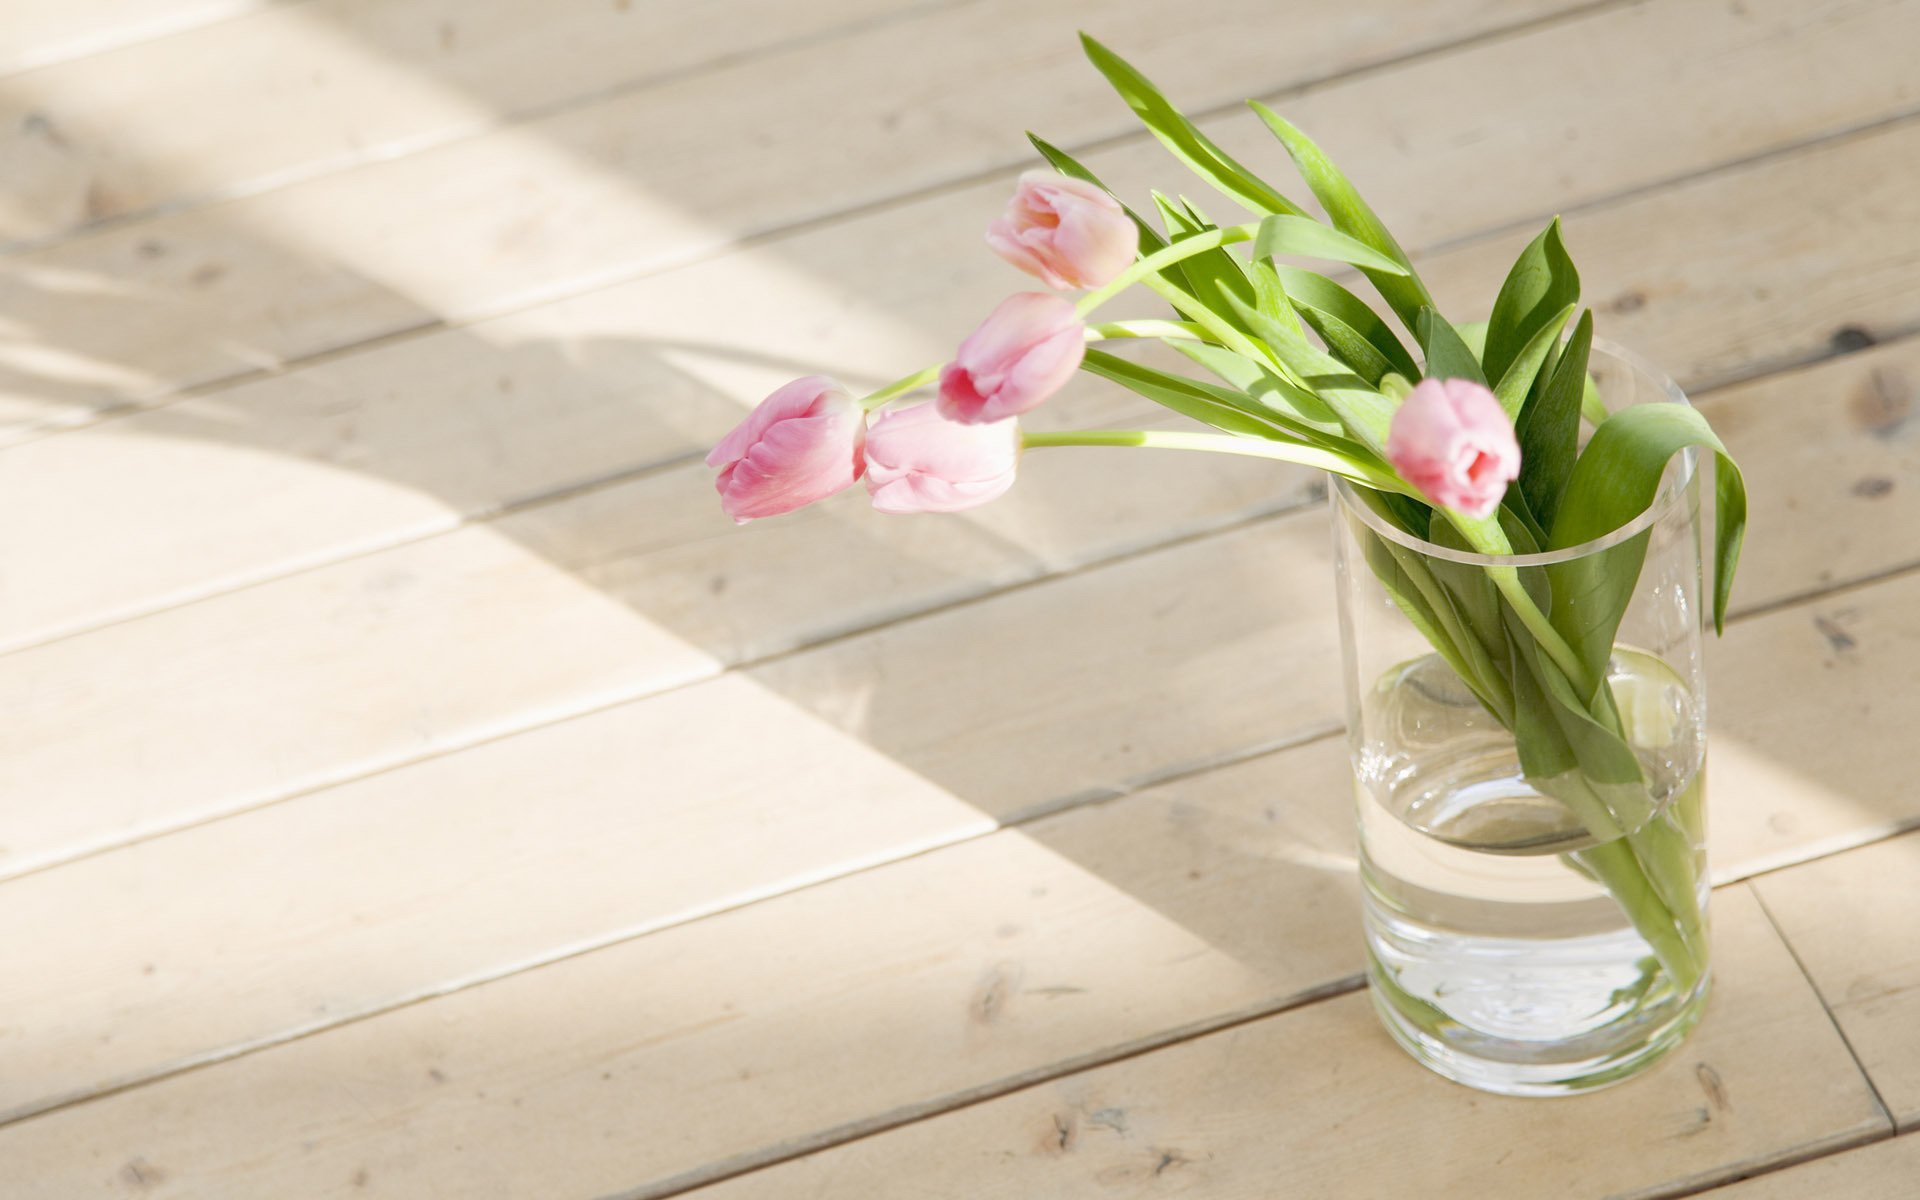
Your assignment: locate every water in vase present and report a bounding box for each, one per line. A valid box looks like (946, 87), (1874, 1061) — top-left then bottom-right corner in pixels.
(1355, 648), (1709, 1095)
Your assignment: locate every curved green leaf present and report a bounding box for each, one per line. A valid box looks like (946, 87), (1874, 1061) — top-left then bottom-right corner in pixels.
(1081, 36), (1306, 218)
(1170, 339), (1352, 442)
(1493, 301), (1575, 419)
(1251, 213), (1410, 276)
(1549, 403), (1747, 634)
(1249, 101), (1435, 332)
(1080, 347), (1327, 443)
(1517, 310), (1593, 530)
(1273, 266), (1421, 383)
(1484, 218), (1580, 386)
(1152, 192), (1256, 325)
(1220, 288), (1396, 455)
(1416, 308), (1489, 387)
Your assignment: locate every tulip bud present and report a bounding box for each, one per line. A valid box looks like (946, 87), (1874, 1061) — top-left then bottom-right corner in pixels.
(986, 170), (1137, 290)
(706, 376), (865, 523)
(864, 401), (1020, 514)
(1385, 377), (1521, 519)
(937, 293), (1085, 424)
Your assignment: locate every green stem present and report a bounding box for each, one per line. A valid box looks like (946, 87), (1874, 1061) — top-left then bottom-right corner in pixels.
(1487, 567), (1596, 698)
(1021, 428), (1415, 494)
(1086, 319), (1212, 342)
(1136, 274), (1283, 373)
(1074, 221), (1261, 316)
(857, 365), (941, 411)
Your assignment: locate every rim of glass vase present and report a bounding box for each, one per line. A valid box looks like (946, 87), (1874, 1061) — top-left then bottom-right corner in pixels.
(1332, 338), (1698, 568)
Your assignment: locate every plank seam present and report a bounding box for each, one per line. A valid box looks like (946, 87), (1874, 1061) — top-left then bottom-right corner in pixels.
(622, 974), (1374, 1200)
(1748, 882), (1898, 1129)
(1629, 1126), (1897, 1200)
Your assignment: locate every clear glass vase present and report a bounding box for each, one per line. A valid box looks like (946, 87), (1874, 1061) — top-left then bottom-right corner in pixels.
(1331, 342), (1710, 1096)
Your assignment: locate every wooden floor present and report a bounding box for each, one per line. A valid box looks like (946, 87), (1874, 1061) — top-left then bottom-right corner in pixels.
(2, 0), (1918, 1194)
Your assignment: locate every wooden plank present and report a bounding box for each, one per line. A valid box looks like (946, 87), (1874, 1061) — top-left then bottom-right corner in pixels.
(3, 0), (1912, 439)
(0, 730), (1358, 1141)
(2, 0), (1917, 653)
(1692, 1132), (1920, 1197)
(677, 891), (1880, 1200)
(1709, 573), (1920, 882)
(1694, 336), (1920, 613)
(0, 518), (720, 880)
(0, 880), (1876, 1198)
(1751, 832), (1920, 1129)
(6, 497), (1919, 1134)
(0, 0), (961, 248)
(0, 671), (1005, 1123)
(0, 507), (1336, 885)
(0, 0), (291, 77)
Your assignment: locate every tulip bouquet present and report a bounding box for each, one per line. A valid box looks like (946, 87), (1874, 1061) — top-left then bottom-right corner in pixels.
(709, 38), (1747, 997)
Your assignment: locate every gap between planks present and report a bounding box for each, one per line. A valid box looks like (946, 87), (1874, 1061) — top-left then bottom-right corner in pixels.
(1748, 887), (1896, 1128)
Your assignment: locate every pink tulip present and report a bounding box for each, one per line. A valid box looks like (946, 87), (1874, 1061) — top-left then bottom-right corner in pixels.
(865, 401), (1021, 514)
(938, 293), (1085, 424)
(986, 170), (1138, 290)
(1386, 377), (1521, 519)
(706, 376), (865, 523)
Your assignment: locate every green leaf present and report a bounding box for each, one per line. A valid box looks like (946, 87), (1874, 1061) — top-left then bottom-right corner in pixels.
(1345, 504), (1504, 721)
(1220, 288), (1397, 454)
(1080, 347), (1327, 443)
(1483, 218), (1580, 386)
(1027, 133), (1167, 255)
(1251, 213), (1410, 276)
(1273, 266), (1421, 383)
(1169, 339), (1353, 442)
(1455, 320), (1489, 364)
(1549, 403), (1747, 634)
(1416, 308), (1489, 387)
(1581, 373), (1610, 426)
(1247, 260), (1309, 342)
(1547, 531), (1650, 701)
(1516, 310), (1593, 531)
(1492, 301), (1575, 420)
(1081, 36), (1306, 218)
(1151, 193), (1261, 332)
(1249, 101), (1435, 332)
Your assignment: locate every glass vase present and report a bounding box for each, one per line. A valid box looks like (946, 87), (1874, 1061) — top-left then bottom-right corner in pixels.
(1331, 341), (1711, 1096)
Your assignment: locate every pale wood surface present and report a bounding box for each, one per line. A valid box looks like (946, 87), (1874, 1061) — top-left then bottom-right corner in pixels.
(4, 0), (1919, 1195)
(1751, 832), (1920, 1130)
(1695, 1130), (1920, 1197)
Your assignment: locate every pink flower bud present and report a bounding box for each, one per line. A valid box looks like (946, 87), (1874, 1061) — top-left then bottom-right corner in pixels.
(864, 402), (1020, 514)
(1385, 377), (1521, 519)
(937, 293), (1085, 424)
(986, 170), (1138, 290)
(706, 376), (865, 523)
